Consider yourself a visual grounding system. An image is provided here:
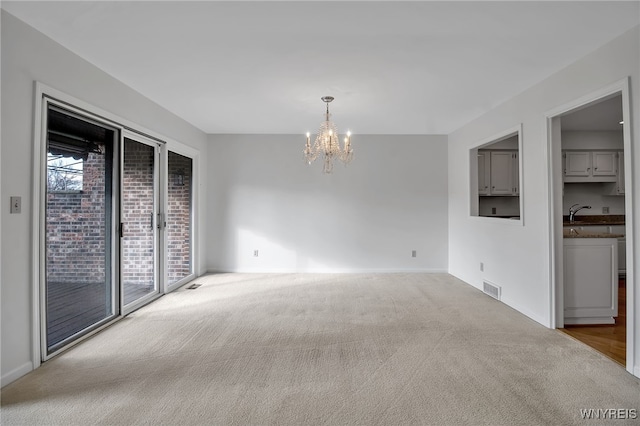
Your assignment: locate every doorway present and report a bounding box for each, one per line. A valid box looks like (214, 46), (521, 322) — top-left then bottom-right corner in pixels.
(547, 79), (635, 374)
(556, 95), (626, 365)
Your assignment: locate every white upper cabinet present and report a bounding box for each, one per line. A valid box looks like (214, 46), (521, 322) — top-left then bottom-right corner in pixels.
(564, 151), (591, 177)
(478, 150), (518, 196)
(563, 151), (617, 182)
(490, 151), (516, 195)
(604, 151), (625, 196)
(478, 152), (490, 195)
(592, 151), (617, 176)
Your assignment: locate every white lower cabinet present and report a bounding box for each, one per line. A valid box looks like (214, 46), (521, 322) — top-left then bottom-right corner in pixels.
(563, 238), (618, 325)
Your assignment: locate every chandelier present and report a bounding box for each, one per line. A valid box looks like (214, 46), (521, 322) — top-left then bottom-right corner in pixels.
(304, 96), (353, 173)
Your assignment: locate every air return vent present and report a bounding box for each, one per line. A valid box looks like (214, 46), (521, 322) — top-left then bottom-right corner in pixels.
(483, 281), (501, 300)
(186, 283), (202, 290)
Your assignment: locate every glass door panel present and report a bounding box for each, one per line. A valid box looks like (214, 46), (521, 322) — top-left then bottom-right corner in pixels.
(122, 137), (159, 307)
(45, 105), (117, 354)
(167, 151), (193, 286)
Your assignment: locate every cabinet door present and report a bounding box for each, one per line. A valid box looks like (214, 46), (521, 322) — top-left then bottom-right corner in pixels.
(592, 152), (616, 176)
(489, 151), (514, 195)
(564, 151), (591, 177)
(477, 152), (490, 195)
(563, 239), (618, 324)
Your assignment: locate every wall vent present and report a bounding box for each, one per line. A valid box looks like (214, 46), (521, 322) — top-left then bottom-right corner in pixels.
(186, 283), (202, 290)
(483, 280), (501, 300)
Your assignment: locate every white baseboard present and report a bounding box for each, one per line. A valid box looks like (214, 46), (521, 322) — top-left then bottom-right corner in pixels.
(564, 317), (615, 325)
(496, 295), (548, 327)
(1, 361), (33, 388)
(205, 268), (449, 274)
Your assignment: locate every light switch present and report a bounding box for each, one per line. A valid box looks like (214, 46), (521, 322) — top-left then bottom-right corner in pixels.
(10, 196), (21, 214)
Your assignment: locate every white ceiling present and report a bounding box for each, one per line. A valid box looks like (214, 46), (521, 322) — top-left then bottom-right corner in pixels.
(3, 1), (639, 135)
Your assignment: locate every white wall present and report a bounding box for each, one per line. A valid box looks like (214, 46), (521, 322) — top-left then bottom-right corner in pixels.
(563, 183), (625, 216)
(562, 130), (623, 150)
(1, 11), (208, 385)
(207, 134), (448, 273)
(448, 26), (639, 371)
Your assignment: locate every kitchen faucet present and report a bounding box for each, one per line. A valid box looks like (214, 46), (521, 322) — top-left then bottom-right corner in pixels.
(568, 204), (591, 222)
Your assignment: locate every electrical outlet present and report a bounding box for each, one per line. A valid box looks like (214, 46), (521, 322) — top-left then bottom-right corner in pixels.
(411, 250), (417, 258)
(491, 207), (497, 215)
(480, 262), (484, 272)
(253, 250), (259, 257)
(602, 206), (609, 214)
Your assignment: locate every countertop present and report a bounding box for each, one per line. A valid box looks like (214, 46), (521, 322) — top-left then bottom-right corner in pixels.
(563, 228), (624, 239)
(562, 214), (625, 227)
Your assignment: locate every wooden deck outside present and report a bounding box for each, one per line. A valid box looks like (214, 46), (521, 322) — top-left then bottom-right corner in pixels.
(47, 281), (154, 348)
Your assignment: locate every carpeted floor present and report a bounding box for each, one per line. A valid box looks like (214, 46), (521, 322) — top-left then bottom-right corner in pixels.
(2, 273), (639, 425)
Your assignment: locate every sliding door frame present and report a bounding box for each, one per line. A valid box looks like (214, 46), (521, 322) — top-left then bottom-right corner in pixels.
(164, 145), (198, 293)
(37, 97), (123, 360)
(32, 82), (200, 368)
(121, 131), (164, 315)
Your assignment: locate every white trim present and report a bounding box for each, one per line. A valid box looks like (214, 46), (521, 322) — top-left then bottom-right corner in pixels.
(469, 216), (524, 226)
(545, 77), (635, 377)
(500, 295), (548, 327)
(32, 83), (45, 371)
(1, 362), (33, 388)
(469, 123), (524, 225)
(206, 268), (450, 274)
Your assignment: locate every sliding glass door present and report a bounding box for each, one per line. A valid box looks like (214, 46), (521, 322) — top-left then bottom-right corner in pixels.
(40, 95), (196, 359)
(44, 105), (118, 354)
(166, 151), (193, 287)
(121, 134), (161, 310)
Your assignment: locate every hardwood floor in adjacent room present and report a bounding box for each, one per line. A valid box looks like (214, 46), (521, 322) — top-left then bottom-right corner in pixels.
(561, 278), (626, 366)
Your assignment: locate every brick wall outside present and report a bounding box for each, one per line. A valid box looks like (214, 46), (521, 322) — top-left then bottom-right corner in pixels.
(46, 152), (106, 283)
(122, 141), (155, 286)
(46, 144), (192, 288)
(167, 151), (192, 285)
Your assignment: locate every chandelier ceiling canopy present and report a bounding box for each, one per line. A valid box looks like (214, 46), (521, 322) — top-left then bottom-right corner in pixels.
(304, 96), (353, 174)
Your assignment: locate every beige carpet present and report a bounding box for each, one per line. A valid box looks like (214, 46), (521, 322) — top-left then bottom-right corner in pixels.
(2, 273), (639, 425)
